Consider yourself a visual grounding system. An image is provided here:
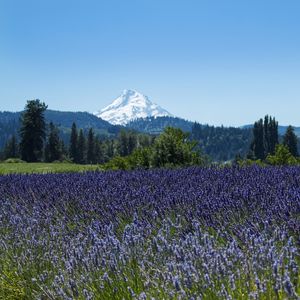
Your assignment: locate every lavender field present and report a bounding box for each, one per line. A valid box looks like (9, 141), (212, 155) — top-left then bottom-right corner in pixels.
(0, 167), (299, 299)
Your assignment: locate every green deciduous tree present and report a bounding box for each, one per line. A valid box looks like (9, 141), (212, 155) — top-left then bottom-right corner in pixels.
(152, 127), (204, 168)
(19, 99), (47, 162)
(266, 144), (298, 165)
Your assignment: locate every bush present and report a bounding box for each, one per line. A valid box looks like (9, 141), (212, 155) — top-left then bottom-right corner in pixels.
(266, 144), (298, 166)
(103, 127), (208, 170)
(4, 158), (26, 163)
(236, 158), (266, 167)
(103, 156), (130, 170)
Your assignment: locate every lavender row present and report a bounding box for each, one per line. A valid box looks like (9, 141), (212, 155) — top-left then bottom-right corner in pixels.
(0, 166), (299, 299)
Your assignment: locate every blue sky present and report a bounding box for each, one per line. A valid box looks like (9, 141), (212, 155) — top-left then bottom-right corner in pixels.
(0, 0), (299, 126)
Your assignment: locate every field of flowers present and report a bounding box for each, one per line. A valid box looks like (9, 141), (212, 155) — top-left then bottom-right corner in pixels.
(0, 166), (299, 299)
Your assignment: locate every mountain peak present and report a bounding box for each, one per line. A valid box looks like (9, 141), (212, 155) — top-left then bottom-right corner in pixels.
(95, 90), (173, 125)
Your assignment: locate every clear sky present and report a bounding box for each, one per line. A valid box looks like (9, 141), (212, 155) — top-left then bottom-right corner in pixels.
(0, 0), (299, 126)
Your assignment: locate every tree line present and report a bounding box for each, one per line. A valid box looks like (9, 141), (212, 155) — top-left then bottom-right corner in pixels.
(0, 100), (158, 164)
(237, 115), (299, 165)
(1, 100), (299, 167)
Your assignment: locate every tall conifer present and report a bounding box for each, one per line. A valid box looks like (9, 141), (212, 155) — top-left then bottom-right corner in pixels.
(69, 122), (78, 162)
(45, 122), (61, 162)
(19, 99), (47, 162)
(77, 129), (86, 164)
(283, 126), (298, 157)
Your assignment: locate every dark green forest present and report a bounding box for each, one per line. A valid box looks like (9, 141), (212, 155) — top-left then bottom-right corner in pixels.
(1, 103), (299, 164)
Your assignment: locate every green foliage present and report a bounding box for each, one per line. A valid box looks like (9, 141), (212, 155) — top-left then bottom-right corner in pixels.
(44, 122), (62, 162)
(250, 116), (278, 160)
(4, 158), (26, 163)
(192, 123), (252, 161)
(117, 129), (138, 157)
(4, 135), (18, 159)
(69, 122), (78, 163)
(77, 129), (86, 164)
(236, 158), (266, 167)
(19, 99), (48, 162)
(87, 128), (96, 164)
(127, 116), (194, 134)
(266, 144), (298, 166)
(252, 118), (264, 160)
(283, 125), (299, 157)
(152, 127), (204, 167)
(104, 127), (207, 170)
(0, 162), (101, 175)
(103, 156), (130, 170)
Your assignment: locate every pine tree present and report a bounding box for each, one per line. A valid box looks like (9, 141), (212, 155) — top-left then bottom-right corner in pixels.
(45, 122), (61, 162)
(106, 139), (115, 160)
(94, 137), (104, 164)
(251, 119), (264, 160)
(283, 125), (298, 157)
(268, 116), (278, 155)
(250, 116), (279, 160)
(60, 140), (68, 160)
(19, 99), (47, 162)
(87, 128), (95, 164)
(128, 131), (137, 154)
(69, 122), (78, 162)
(4, 135), (18, 159)
(263, 115), (270, 156)
(77, 129), (86, 164)
(118, 130), (129, 156)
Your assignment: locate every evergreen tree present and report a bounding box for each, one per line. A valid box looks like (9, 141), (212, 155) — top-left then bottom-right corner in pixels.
(250, 116), (278, 160)
(4, 135), (18, 159)
(94, 137), (104, 164)
(106, 139), (115, 160)
(44, 122), (61, 162)
(283, 125), (298, 157)
(77, 129), (86, 164)
(69, 122), (78, 162)
(87, 128), (95, 164)
(19, 99), (47, 162)
(268, 116), (278, 155)
(128, 131), (137, 154)
(263, 115), (271, 156)
(251, 119), (264, 160)
(118, 130), (129, 156)
(60, 140), (68, 160)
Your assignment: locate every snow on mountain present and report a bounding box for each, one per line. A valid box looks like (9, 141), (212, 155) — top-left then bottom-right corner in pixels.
(95, 89), (173, 125)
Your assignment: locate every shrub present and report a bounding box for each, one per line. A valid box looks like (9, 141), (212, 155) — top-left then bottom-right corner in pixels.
(4, 158), (26, 163)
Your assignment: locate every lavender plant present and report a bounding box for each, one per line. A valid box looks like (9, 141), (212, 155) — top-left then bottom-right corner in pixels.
(0, 166), (299, 299)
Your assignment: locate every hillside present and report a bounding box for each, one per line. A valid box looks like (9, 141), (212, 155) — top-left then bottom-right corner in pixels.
(0, 110), (122, 149)
(127, 116), (253, 161)
(1, 110), (299, 162)
(126, 116), (193, 134)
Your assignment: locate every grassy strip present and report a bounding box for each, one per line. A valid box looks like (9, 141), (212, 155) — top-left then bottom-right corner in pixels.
(0, 163), (102, 175)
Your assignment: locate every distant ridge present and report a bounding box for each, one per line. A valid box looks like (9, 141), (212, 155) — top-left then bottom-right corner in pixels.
(0, 110), (121, 149)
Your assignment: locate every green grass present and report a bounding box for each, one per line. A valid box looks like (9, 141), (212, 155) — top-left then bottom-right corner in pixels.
(0, 162), (102, 175)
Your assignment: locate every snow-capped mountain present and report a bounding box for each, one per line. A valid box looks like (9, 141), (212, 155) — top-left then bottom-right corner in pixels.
(95, 89), (173, 125)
